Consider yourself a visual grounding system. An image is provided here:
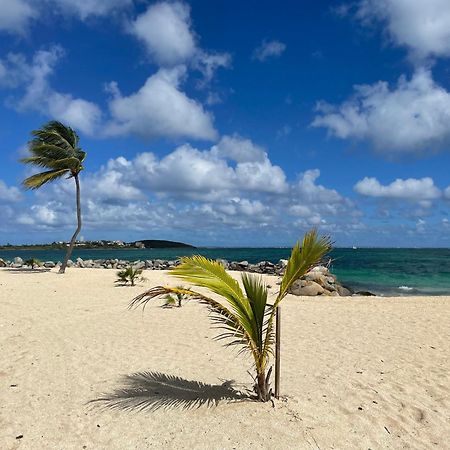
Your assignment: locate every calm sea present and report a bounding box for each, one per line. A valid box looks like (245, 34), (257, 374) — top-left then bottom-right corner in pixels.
(1, 247), (449, 296)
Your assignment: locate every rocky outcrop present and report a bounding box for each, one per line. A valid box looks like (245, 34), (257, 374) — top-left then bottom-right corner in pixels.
(288, 265), (354, 297)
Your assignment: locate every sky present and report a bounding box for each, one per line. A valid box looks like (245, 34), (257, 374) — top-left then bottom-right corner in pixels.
(0, 0), (449, 247)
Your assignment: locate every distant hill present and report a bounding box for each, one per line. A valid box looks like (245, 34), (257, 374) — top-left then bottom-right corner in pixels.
(133, 240), (195, 249)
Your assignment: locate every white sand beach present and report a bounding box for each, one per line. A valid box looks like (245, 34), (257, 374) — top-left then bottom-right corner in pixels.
(1, 268), (449, 449)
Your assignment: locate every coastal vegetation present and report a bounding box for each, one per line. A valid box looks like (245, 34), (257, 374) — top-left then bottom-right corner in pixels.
(116, 266), (146, 286)
(163, 286), (192, 307)
(24, 258), (42, 269)
(129, 229), (332, 402)
(20, 121), (86, 274)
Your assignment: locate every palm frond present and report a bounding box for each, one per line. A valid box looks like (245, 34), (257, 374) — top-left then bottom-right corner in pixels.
(170, 256), (254, 328)
(277, 229), (332, 304)
(21, 155), (82, 172)
(31, 121), (79, 151)
(76, 150), (87, 163)
(241, 273), (268, 350)
(21, 121), (86, 190)
(22, 169), (70, 189)
(25, 143), (74, 161)
(170, 256), (245, 304)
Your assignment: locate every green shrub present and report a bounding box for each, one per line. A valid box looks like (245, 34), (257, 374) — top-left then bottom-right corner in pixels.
(115, 266), (146, 286)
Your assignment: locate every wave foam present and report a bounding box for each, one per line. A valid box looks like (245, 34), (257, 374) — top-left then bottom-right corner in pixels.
(398, 285), (414, 291)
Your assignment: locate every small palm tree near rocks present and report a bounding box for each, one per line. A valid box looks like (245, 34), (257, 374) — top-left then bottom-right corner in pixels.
(163, 286), (192, 307)
(25, 258), (42, 269)
(130, 229), (332, 402)
(115, 266), (146, 286)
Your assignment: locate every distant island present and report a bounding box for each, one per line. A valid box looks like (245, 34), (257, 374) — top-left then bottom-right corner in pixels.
(0, 239), (195, 251)
(133, 240), (195, 249)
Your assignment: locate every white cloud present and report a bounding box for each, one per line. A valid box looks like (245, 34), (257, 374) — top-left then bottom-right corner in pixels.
(355, 0), (450, 61)
(312, 69), (450, 156)
(0, 53), (30, 87)
(0, 180), (22, 203)
(289, 170), (352, 226)
(444, 186), (450, 199)
(252, 40), (286, 61)
(1, 47), (218, 141)
(0, 0), (35, 34)
(106, 67), (217, 140)
(211, 135), (266, 163)
(1, 46), (101, 135)
(110, 136), (288, 198)
(297, 170), (344, 204)
(129, 1), (195, 66)
(129, 1), (231, 82)
(12, 143), (417, 245)
(49, 0), (133, 20)
(354, 177), (442, 201)
(205, 91), (222, 105)
(0, 0), (132, 34)
(192, 51), (231, 86)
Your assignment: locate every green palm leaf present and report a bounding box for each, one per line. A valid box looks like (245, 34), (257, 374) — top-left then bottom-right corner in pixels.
(277, 229), (332, 304)
(170, 256), (255, 329)
(22, 169), (70, 189)
(32, 120), (79, 151)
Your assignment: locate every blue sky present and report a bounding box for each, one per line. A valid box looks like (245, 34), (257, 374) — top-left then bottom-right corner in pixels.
(0, 0), (449, 247)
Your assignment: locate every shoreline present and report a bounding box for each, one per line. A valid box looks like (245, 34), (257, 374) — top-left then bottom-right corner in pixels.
(2, 254), (450, 297)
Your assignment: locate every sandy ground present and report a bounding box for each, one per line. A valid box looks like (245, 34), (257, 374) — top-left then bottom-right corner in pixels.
(0, 268), (449, 450)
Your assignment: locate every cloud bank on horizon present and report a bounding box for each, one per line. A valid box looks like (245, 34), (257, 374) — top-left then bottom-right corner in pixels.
(0, 0), (449, 247)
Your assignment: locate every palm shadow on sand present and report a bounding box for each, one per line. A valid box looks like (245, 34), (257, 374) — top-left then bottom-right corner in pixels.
(89, 371), (248, 412)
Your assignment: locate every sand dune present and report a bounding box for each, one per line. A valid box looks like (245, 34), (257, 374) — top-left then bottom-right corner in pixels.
(1, 268), (449, 449)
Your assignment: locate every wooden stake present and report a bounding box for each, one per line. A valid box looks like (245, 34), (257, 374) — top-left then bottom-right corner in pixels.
(275, 306), (281, 399)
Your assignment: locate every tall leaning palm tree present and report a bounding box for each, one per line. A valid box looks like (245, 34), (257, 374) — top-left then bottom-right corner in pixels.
(129, 229), (332, 402)
(21, 121), (86, 274)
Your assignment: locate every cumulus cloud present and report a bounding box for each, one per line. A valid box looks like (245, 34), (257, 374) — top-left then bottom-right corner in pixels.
(297, 170), (344, 204)
(0, 0), (132, 34)
(192, 51), (231, 86)
(1, 47), (218, 141)
(0, 46), (101, 135)
(211, 135), (266, 163)
(49, 0), (133, 20)
(129, 1), (231, 82)
(14, 135), (363, 243)
(312, 68), (450, 156)
(444, 186), (450, 199)
(355, 0), (450, 61)
(0, 180), (22, 203)
(130, 1), (195, 66)
(354, 177), (442, 201)
(252, 40), (286, 62)
(101, 136), (288, 198)
(0, 0), (36, 34)
(105, 67), (217, 140)
(289, 170), (352, 226)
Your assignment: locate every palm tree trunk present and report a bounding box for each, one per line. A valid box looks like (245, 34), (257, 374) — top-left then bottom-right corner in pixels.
(256, 370), (267, 401)
(59, 174), (82, 274)
(254, 365), (273, 401)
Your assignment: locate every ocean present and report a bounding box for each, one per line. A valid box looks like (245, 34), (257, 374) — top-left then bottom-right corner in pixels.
(1, 247), (449, 296)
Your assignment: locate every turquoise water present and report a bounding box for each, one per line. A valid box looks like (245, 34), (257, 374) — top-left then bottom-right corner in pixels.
(1, 247), (449, 296)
